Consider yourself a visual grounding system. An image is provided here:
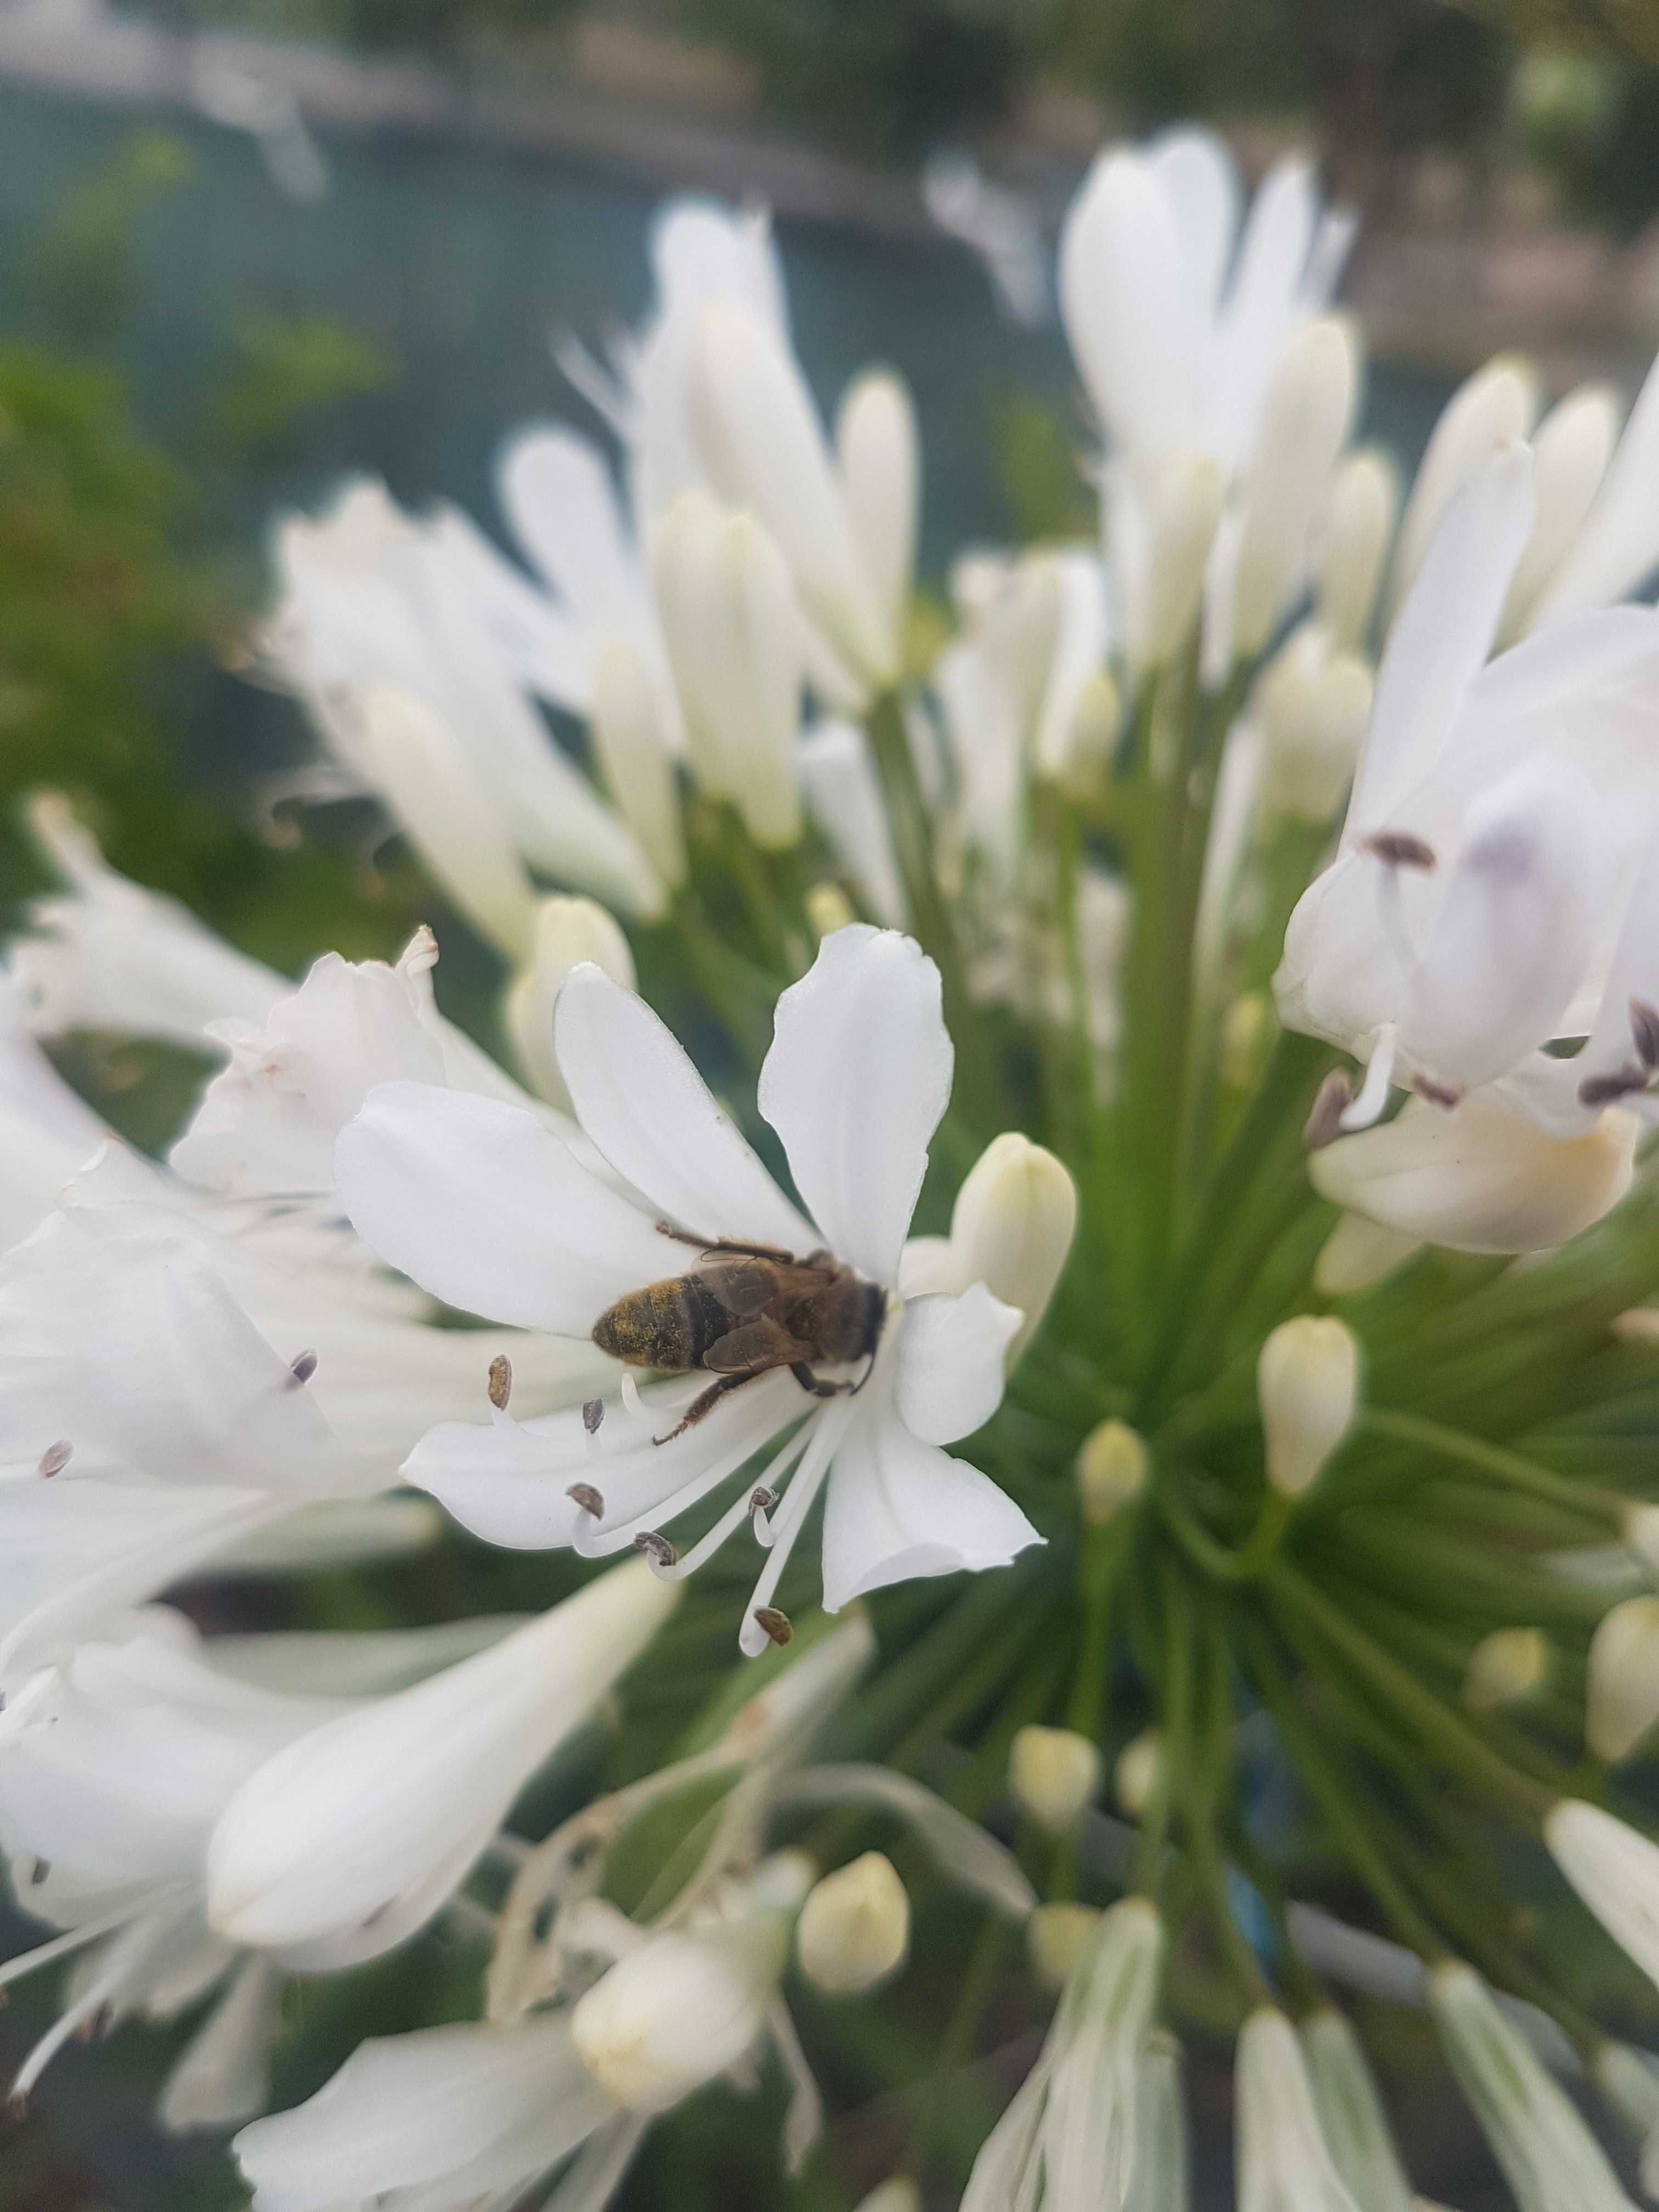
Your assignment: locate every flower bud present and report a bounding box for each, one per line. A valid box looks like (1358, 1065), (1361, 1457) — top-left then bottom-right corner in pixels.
(1430, 1959), (1633, 2210)
(1025, 1901), (1102, 1989)
(835, 370), (918, 665)
(1142, 454), (1224, 668)
(805, 881), (857, 938)
(1114, 1728), (1163, 1818)
(1316, 447), (1398, 649)
(590, 639), (686, 891)
(1009, 1724), (1100, 1835)
(1301, 2007), (1413, 2212)
(1075, 1419), (1148, 1526)
(1231, 318), (1361, 659)
(795, 1851), (910, 1995)
(1257, 1317), (1359, 1498)
(1235, 2007), (1358, 2212)
(1053, 669), (1120, 802)
(651, 493), (804, 851)
(949, 1132), (1077, 1362)
(1501, 382), (1619, 639)
(505, 896), (635, 1107)
(1387, 353), (1541, 615)
(1546, 1799), (1659, 1999)
(854, 2184), (920, 2212)
(1255, 625), (1373, 827)
(1463, 1626), (1549, 1715)
(1587, 1597), (1659, 1761)
(1626, 1502), (1659, 1575)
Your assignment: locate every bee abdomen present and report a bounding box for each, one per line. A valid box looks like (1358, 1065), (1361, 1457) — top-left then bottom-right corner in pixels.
(591, 1276), (729, 1371)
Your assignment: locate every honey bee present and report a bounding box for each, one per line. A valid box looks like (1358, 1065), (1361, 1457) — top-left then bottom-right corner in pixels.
(592, 1228), (887, 1443)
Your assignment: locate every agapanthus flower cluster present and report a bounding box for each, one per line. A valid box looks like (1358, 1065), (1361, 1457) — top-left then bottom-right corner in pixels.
(11, 119), (1659, 2211)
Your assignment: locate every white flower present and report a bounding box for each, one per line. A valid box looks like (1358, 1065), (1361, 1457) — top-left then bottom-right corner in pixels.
(1300, 2008), (1413, 2212)
(1545, 1799), (1659, 2003)
(1585, 1596), (1659, 1760)
(206, 1557), (676, 1966)
(336, 926), (1041, 1652)
(797, 719), (909, 930)
(960, 1897), (1165, 2212)
(1234, 2006), (1363, 2212)
(1429, 1960), (1638, 2212)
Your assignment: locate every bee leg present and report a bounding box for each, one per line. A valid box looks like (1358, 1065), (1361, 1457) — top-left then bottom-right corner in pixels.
(790, 1362), (851, 1401)
(653, 1223), (797, 1263)
(652, 1372), (751, 1446)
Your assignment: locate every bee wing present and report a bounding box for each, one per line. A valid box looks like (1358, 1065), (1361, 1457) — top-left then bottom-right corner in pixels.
(700, 1316), (812, 1374)
(698, 1257), (786, 1318)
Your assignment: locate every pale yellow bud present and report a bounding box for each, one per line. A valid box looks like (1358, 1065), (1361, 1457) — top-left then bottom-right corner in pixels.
(1009, 1724), (1100, 1835)
(794, 1850), (910, 1996)
(1222, 991), (1270, 1090)
(1588, 1598), (1659, 1760)
(1257, 1317), (1359, 1498)
(1025, 1901), (1102, 1989)
(591, 639), (686, 891)
(1053, 670), (1120, 802)
(1075, 1419), (1148, 1526)
(853, 2185), (922, 2212)
(949, 1132), (1077, 1362)
(1114, 1728), (1164, 1818)
(804, 881), (857, 939)
(1624, 1502), (1659, 1575)
(505, 895), (634, 1106)
(1463, 1627), (1549, 1714)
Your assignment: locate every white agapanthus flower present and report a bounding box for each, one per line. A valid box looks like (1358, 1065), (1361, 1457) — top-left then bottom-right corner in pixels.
(336, 925), (1043, 1652)
(1277, 442), (1659, 1257)
(1058, 127), (1357, 680)
(1234, 2007), (1364, 2212)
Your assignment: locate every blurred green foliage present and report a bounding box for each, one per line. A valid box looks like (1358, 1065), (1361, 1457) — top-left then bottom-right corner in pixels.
(211, 311), (394, 460)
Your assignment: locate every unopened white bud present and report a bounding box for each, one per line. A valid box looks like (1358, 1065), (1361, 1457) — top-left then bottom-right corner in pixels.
(505, 896), (634, 1106)
(1222, 991), (1270, 1089)
(1255, 625), (1373, 826)
(795, 1851), (910, 1995)
(1143, 454), (1225, 667)
(1236, 2007), (1358, 2212)
(805, 881), (857, 939)
(1025, 1901), (1102, 1989)
(572, 1861), (804, 2112)
(1301, 2008), (1413, 2212)
(1430, 1959), (1633, 2209)
(1624, 1501), (1659, 1575)
(1257, 1316), (1359, 1498)
(652, 494), (803, 852)
(1232, 317), (1362, 659)
(1114, 1729), (1164, 1818)
(1502, 382), (1620, 639)
(1546, 1799), (1659, 2000)
(836, 370), (918, 667)
(591, 639), (686, 891)
(1388, 353), (1541, 615)
(1009, 1724), (1100, 1835)
(1075, 1418), (1148, 1525)
(1053, 669), (1120, 801)
(1587, 1597), (1659, 1760)
(1463, 1626), (1549, 1714)
(949, 1132), (1077, 1362)
(1316, 447), (1399, 649)
(853, 2183), (921, 2212)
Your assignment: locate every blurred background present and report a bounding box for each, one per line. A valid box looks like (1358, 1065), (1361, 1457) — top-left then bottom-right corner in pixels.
(1, 0), (1657, 2204)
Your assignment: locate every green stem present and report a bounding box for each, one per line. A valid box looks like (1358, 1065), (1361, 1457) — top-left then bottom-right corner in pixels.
(1357, 1407), (1624, 1528)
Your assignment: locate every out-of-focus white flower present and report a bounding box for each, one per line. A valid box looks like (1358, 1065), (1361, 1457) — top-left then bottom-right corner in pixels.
(1585, 1596), (1659, 1760)
(797, 719), (909, 929)
(1060, 128), (1355, 677)
(651, 492), (804, 849)
(1315, 448), (1399, 652)
(794, 1850), (910, 1994)
(1386, 347), (1659, 642)
(1026, 1902), (1103, 1990)
(1429, 1960), (1638, 2211)
(1254, 623), (1373, 827)
(338, 928), (1040, 1651)
(1546, 1800), (1659, 2002)
(1009, 1725), (1100, 1835)
(589, 637), (687, 892)
(1130, 2030), (1190, 2211)
(16, 794), (285, 1049)
(506, 897), (636, 1110)
(899, 1130), (1076, 1362)
(1464, 1627), (1549, 1714)
(923, 151), (1049, 327)
(961, 1897), (1166, 2212)
(206, 1558), (676, 1967)
(1235, 2006), (1363, 2212)
(1592, 2040), (1659, 2197)
(1257, 1316), (1359, 1498)
(1301, 2008), (1413, 2212)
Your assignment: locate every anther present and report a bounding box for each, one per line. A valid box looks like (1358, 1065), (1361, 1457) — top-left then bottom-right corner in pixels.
(1579, 1066), (1650, 1109)
(288, 1348), (318, 1387)
(582, 1397), (604, 1435)
(633, 1530), (678, 1569)
(26, 1861), (47, 1887)
(487, 1355), (512, 1412)
(1632, 1000), (1659, 1070)
(35, 1443), (70, 1479)
(567, 1482), (606, 1519)
(1414, 1077), (1464, 1110)
(1360, 830), (1436, 871)
(749, 1486), (778, 1516)
(1304, 1070), (1353, 1151)
(752, 1606), (793, 1646)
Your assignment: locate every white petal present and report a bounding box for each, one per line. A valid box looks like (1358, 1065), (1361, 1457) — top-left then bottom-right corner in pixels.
(820, 1384), (1040, 1610)
(836, 370), (918, 654)
(1400, 755), (1601, 1089)
(159, 1957), (284, 2134)
(758, 927), (952, 1283)
(498, 426), (649, 643)
(797, 720), (909, 929)
(1210, 159), (1321, 469)
(1146, 126), (1239, 322)
(1386, 355), (1542, 617)
(1345, 445), (1536, 843)
(336, 1080), (671, 1332)
(893, 1288), (1020, 1446)
(1534, 344), (1659, 624)
(207, 1560), (676, 1958)
(1501, 383), (1620, 639)
(424, 505), (593, 713)
(555, 963), (812, 1249)
(1310, 1089), (1637, 1255)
